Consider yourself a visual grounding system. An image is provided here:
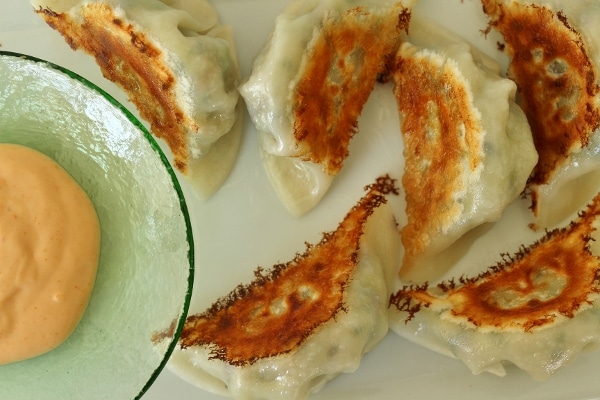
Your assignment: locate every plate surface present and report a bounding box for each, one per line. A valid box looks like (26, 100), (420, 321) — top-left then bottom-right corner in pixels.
(3, 0), (600, 399)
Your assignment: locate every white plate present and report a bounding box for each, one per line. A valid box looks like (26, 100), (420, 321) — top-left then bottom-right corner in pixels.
(3, 1), (600, 399)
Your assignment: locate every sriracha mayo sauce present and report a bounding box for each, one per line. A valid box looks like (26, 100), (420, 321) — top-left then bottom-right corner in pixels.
(0, 144), (100, 365)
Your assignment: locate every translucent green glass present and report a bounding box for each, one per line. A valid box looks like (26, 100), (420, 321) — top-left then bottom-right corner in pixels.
(0, 51), (194, 399)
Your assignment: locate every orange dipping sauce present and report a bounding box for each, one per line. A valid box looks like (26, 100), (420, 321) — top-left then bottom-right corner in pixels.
(0, 144), (101, 364)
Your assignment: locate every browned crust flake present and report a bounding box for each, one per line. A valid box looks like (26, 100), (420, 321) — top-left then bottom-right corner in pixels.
(179, 176), (398, 366)
(390, 191), (600, 332)
(481, 0), (600, 210)
(35, 4), (192, 172)
(293, 5), (411, 175)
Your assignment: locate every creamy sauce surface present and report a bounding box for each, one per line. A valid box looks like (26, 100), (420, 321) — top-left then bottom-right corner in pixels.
(0, 144), (100, 365)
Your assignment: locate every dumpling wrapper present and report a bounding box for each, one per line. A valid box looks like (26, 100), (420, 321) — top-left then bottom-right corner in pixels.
(166, 177), (401, 400)
(239, 0), (416, 217)
(32, 0), (242, 199)
(392, 17), (537, 282)
(389, 190), (600, 380)
(481, 0), (600, 228)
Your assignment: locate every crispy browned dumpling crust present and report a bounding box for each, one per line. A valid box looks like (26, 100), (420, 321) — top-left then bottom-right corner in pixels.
(391, 191), (600, 332)
(35, 4), (193, 172)
(179, 176), (398, 366)
(481, 0), (600, 211)
(391, 48), (483, 267)
(293, 5), (411, 175)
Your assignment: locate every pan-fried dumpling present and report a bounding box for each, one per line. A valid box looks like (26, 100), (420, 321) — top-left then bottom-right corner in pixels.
(166, 177), (401, 399)
(239, 0), (416, 217)
(392, 17), (537, 282)
(481, 0), (600, 228)
(389, 191), (600, 380)
(32, 0), (242, 199)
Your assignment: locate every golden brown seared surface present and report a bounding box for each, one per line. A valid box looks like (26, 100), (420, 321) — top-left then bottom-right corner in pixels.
(35, 4), (192, 172)
(293, 5), (411, 175)
(392, 46), (483, 267)
(391, 192), (600, 332)
(481, 0), (600, 211)
(179, 176), (397, 366)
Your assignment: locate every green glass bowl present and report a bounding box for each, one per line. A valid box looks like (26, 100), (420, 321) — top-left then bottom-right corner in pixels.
(0, 51), (194, 399)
